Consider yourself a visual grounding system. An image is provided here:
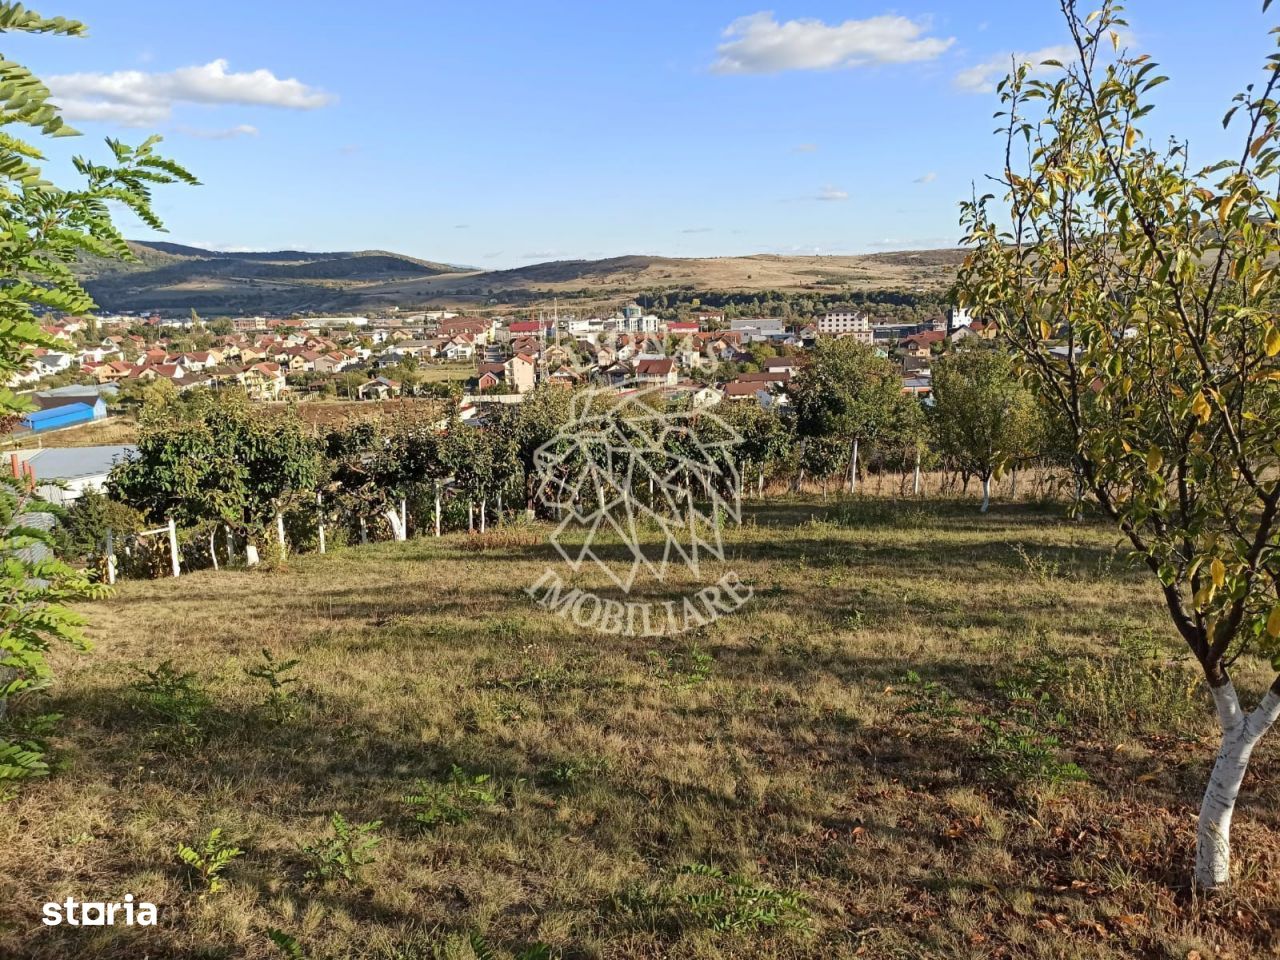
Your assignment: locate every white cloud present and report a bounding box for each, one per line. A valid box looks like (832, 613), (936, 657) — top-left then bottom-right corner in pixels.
(177, 123), (259, 140)
(816, 185), (849, 202)
(48, 59), (333, 126)
(953, 44), (1075, 94)
(914, 171), (937, 184)
(712, 12), (954, 75)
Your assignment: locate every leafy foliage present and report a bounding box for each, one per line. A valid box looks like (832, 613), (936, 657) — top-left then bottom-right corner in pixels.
(245, 647), (301, 724)
(176, 827), (243, 894)
(301, 812), (382, 884)
(957, 0), (1280, 684)
(403, 765), (499, 830)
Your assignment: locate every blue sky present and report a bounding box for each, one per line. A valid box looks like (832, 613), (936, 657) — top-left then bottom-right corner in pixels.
(7, 1), (1274, 268)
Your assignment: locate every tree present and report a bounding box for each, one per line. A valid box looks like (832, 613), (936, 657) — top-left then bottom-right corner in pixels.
(112, 392), (321, 564)
(929, 349), (1041, 512)
(0, 4), (194, 785)
(789, 338), (907, 494)
(957, 0), (1280, 888)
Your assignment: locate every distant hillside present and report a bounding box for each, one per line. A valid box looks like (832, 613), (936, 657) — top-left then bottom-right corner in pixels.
(78, 241), (465, 313)
(76, 243), (966, 313)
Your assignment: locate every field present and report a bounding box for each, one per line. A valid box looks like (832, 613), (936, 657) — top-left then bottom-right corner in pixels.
(4, 499), (1279, 959)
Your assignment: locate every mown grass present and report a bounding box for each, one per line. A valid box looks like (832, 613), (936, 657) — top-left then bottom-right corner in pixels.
(4, 498), (1279, 959)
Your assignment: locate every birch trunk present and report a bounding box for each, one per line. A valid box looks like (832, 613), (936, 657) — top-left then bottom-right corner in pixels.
(980, 476), (991, 513)
(1196, 679), (1280, 888)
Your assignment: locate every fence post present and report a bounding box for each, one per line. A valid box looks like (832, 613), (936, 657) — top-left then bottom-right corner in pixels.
(167, 517), (180, 578)
(105, 528), (117, 586)
(317, 492), (326, 554)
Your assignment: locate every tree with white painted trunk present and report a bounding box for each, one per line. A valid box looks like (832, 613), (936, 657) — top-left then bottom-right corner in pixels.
(958, 0), (1280, 889)
(111, 392), (322, 568)
(929, 349), (1041, 514)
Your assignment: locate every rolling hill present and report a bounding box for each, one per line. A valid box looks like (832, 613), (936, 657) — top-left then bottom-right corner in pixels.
(77, 241), (966, 313)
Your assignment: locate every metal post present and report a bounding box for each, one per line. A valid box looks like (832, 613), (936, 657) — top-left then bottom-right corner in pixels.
(167, 517), (180, 578)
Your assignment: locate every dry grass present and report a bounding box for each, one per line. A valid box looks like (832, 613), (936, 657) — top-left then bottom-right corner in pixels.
(3, 499), (1279, 959)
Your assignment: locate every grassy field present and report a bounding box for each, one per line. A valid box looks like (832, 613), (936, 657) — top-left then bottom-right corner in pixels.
(4, 499), (1279, 959)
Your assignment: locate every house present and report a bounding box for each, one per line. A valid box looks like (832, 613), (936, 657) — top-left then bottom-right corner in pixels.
(902, 331), (946, 357)
(666, 320), (700, 337)
(94, 360), (134, 383)
(358, 376), (401, 401)
(763, 356), (800, 375)
(441, 337), (476, 361)
(508, 352), (537, 393)
(243, 362), (286, 401)
(635, 357), (677, 387)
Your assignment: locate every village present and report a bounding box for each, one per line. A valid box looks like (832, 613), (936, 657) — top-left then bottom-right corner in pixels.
(9, 300), (998, 436)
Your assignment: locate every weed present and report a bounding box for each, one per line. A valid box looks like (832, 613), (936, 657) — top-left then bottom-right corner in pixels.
(977, 714), (1087, 785)
(677, 863), (811, 933)
(267, 928), (307, 959)
(245, 648), (302, 724)
(176, 827), (243, 894)
(129, 660), (211, 747)
(301, 812), (381, 884)
(647, 641), (714, 689)
(1011, 543), (1063, 584)
(404, 765), (499, 829)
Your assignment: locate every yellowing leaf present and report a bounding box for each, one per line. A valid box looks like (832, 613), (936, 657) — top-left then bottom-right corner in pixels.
(1146, 446), (1163, 471)
(1040, 320), (1053, 339)
(1266, 326), (1280, 357)
(1210, 558), (1226, 588)
(1219, 193), (1238, 226)
(1190, 392), (1212, 423)
(1124, 126), (1138, 152)
(1268, 606), (1280, 639)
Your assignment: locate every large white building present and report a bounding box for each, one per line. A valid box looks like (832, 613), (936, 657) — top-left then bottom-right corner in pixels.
(819, 310), (873, 342)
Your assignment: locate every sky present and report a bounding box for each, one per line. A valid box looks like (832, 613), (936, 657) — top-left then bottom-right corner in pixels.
(6, 1), (1276, 268)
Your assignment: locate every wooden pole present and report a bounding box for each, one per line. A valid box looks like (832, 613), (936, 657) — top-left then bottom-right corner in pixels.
(105, 528), (117, 585)
(317, 492), (326, 554)
(167, 517), (180, 578)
